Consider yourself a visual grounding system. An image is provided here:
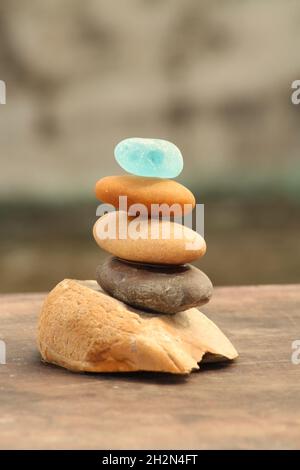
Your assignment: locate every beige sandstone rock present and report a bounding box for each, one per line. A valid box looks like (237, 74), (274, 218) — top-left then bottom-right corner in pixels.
(37, 279), (238, 374)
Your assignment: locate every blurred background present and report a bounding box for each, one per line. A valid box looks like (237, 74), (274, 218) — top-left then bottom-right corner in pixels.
(0, 0), (300, 293)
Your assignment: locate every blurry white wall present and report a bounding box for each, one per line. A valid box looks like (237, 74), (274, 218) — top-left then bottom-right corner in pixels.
(0, 0), (300, 200)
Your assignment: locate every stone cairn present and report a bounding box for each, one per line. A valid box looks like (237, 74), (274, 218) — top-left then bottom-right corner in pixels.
(37, 137), (237, 375)
(93, 137), (213, 314)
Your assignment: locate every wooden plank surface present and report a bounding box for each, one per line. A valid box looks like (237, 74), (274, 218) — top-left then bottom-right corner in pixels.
(0, 285), (300, 450)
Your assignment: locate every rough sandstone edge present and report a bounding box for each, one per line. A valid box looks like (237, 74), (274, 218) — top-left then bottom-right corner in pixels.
(37, 279), (238, 375)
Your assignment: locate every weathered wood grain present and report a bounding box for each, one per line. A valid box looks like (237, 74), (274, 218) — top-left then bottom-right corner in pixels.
(0, 285), (299, 450)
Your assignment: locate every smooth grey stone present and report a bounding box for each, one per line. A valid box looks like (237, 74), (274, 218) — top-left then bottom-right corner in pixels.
(96, 256), (213, 314)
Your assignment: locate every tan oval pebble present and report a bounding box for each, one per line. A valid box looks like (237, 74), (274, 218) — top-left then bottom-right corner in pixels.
(93, 211), (206, 265)
(95, 175), (195, 216)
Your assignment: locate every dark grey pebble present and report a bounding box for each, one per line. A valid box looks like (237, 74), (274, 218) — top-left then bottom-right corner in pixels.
(96, 256), (213, 314)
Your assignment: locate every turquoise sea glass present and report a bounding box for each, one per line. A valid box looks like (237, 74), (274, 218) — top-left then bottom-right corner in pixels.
(114, 138), (183, 178)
